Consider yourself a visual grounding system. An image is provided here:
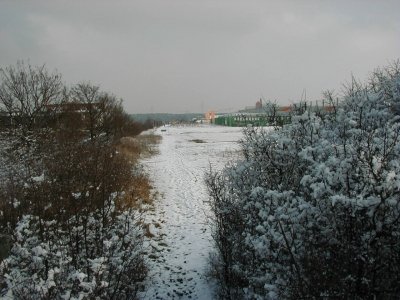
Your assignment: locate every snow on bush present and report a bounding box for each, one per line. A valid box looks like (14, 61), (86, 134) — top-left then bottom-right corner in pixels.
(206, 62), (400, 299)
(0, 137), (148, 299)
(0, 63), (150, 299)
(1, 202), (145, 299)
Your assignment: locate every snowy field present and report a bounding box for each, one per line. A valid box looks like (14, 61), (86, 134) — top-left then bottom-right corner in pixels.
(139, 125), (244, 300)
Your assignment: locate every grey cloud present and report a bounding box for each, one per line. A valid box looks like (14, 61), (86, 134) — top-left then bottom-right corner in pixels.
(0, 0), (399, 113)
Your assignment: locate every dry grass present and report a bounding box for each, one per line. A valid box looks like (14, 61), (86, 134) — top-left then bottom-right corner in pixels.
(144, 224), (155, 238)
(116, 133), (162, 210)
(116, 133), (164, 244)
(117, 137), (141, 163)
(117, 134), (161, 163)
(117, 175), (153, 210)
(136, 134), (162, 157)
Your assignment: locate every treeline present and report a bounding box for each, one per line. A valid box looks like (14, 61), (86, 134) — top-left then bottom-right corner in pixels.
(207, 61), (400, 299)
(0, 62), (154, 137)
(0, 62), (149, 298)
(131, 113), (203, 124)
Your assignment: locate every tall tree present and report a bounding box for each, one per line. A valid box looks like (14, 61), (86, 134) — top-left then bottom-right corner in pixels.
(0, 61), (64, 132)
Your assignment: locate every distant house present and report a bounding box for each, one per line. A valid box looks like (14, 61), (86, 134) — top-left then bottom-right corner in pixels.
(45, 102), (103, 114)
(240, 99), (264, 113)
(0, 111), (12, 128)
(0, 101), (108, 131)
(204, 111), (216, 123)
(215, 100), (337, 127)
(255, 99), (263, 110)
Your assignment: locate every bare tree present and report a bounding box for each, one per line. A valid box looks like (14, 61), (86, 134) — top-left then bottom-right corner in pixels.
(69, 83), (140, 141)
(263, 101), (282, 126)
(69, 82), (103, 140)
(0, 61), (64, 132)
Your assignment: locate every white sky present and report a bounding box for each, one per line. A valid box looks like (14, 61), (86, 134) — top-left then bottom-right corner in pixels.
(1, 0), (399, 113)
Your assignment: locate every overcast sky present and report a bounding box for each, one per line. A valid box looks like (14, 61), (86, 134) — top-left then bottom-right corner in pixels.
(1, 1), (399, 113)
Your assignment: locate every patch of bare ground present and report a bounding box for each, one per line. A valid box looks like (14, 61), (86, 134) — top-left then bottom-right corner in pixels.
(190, 139), (206, 143)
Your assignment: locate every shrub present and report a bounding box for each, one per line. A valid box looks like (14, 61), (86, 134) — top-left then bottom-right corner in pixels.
(2, 207), (145, 299)
(206, 61), (400, 299)
(0, 63), (149, 298)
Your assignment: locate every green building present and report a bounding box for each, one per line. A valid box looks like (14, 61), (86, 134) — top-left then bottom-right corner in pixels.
(214, 113), (291, 127)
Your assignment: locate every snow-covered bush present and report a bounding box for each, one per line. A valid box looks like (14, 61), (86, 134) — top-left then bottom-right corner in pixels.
(206, 62), (400, 299)
(0, 63), (149, 298)
(1, 205), (145, 299)
(0, 138), (148, 298)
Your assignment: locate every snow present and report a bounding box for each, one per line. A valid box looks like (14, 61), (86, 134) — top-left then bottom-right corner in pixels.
(31, 173), (45, 183)
(140, 125), (244, 300)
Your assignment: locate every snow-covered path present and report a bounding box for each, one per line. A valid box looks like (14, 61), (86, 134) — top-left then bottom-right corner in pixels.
(140, 125), (243, 300)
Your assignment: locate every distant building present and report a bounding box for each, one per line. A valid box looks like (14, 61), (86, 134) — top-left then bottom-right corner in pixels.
(205, 111), (216, 122)
(215, 100), (337, 127)
(255, 99), (263, 110)
(239, 99), (264, 113)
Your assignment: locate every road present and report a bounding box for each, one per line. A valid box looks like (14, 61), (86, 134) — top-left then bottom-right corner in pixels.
(140, 125), (243, 300)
